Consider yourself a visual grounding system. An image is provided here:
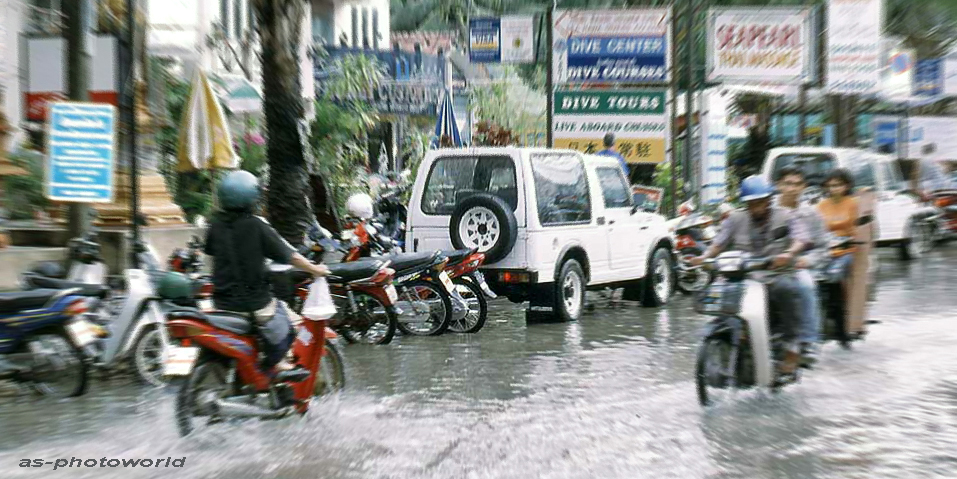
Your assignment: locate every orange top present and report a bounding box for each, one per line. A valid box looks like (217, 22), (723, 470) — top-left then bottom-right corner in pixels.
(818, 196), (859, 256)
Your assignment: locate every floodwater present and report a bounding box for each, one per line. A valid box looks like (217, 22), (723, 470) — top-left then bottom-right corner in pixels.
(2, 247), (957, 479)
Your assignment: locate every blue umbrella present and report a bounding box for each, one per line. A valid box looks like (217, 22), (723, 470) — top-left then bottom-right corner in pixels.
(433, 89), (462, 148)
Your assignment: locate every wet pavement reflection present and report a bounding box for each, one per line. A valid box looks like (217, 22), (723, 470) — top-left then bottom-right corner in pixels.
(2, 247), (957, 478)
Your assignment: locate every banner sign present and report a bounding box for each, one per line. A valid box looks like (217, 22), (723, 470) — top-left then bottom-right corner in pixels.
(706, 7), (817, 84)
(699, 89), (729, 205)
(46, 103), (116, 203)
(24, 36), (119, 122)
(553, 89), (669, 163)
(552, 8), (671, 85)
(826, 0), (883, 94)
(871, 115), (957, 161)
(501, 15), (535, 63)
(336, 81), (441, 116)
(469, 18), (501, 63)
(914, 59), (943, 97)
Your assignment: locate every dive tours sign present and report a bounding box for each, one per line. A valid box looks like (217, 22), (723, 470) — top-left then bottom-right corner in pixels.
(553, 89), (669, 164)
(826, 0), (883, 95)
(552, 8), (671, 85)
(706, 7), (818, 84)
(46, 102), (116, 203)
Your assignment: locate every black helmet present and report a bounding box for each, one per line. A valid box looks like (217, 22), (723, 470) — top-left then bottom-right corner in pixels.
(218, 170), (261, 211)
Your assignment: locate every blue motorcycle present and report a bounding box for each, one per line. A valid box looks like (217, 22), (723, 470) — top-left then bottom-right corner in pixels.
(0, 288), (99, 398)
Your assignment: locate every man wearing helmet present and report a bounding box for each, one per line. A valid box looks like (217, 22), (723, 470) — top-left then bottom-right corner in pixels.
(205, 171), (330, 377)
(691, 175), (811, 374)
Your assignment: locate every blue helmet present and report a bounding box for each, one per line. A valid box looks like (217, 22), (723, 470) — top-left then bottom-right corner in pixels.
(739, 175), (774, 202)
(218, 170), (261, 211)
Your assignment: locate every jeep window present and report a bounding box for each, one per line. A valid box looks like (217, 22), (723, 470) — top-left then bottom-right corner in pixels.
(847, 155), (877, 189)
(422, 156), (518, 215)
(879, 159), (907, 192)
(531, 153), (591, 226)
(771, 154), (836, 186)
(596, 167), (632, 208)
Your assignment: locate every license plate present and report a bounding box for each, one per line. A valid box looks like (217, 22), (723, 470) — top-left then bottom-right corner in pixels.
(439, 271), (455, 292)
(163, 346), (200, 376)
(385, 284), (398, 303)
(198, 299), (214, 311)
(66, 319), (99, 347)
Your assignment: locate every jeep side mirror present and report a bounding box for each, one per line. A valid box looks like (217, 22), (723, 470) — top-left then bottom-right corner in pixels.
(856, 214), (874, 226)
(631, 204), (641, 215)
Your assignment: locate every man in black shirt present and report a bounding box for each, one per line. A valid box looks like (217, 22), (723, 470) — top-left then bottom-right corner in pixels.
(205, 171), (329, 373)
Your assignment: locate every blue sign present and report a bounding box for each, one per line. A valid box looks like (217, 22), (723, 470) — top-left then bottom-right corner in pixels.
(46, 103), (116, 203)
(873, 119), (898, 153)
(564, 35), (668, 83)
(469, 18), (501, 63)
(914, 59), (943, 97)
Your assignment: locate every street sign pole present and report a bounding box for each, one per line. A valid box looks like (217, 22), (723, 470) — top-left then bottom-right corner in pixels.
(545, 4), (554, 148)
(64, 0), (93, 238)
(125, 0), (140, 267)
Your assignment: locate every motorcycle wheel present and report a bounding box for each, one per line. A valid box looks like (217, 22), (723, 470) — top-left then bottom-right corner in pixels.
(678, 268), (713, 295)
(132, 327), (169, 388)
(339, 292), (397, 345)
(696, 334), (736, 407)
(395, 280), (452, 336)
(176, 358), (231, 437)
(449, 277), (488, 334)
(28, 332), (88, 398)
(314, 340), (346, 396)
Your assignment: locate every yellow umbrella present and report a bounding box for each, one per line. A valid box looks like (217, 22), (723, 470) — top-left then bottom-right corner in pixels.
(177, 70), (240, 171)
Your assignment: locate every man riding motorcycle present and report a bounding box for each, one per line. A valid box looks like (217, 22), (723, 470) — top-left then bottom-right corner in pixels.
(774, 166), (829, 363)
(204, 171), (330, 376)
(691, 176), (811, 374)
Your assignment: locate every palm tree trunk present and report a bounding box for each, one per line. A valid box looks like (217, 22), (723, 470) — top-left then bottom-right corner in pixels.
(253, 0), (308, 245)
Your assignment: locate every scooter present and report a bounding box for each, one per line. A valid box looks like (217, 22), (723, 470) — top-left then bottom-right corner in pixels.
(694, 250), (806, 407)
(437, 247), (492, 333)
(0, 289), (103, 398)
(166, 282), (339, 437)
(22, 237), (179, 387)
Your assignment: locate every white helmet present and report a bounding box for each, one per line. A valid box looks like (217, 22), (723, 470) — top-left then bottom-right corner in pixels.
(345, 193), (375, 219)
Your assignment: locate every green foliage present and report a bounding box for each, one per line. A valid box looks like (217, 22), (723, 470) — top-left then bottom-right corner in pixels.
(652, 159), (685, 218)
(309, 54), (384, 218)
(2, 150), (48, 220)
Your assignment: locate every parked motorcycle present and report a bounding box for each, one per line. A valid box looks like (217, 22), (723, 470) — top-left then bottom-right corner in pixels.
(674, 213), (717, 295)
(290, 259), (400, 345)
(0, 289), (101, 398)
(21, 235), (180, 387)
(166, 283), (339, 437)
(167, 235), (205, 276)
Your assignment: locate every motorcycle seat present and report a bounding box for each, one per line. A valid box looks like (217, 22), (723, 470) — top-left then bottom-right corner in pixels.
(22, 274), (110, 299)
(441, 248), (477, 266)
(327, 259), (386, 283)
(386, 251), (440, 274)
(205, 312), (254, 335)
(0, 289), (62, 314)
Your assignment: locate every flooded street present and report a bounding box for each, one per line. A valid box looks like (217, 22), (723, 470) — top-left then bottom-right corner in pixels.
(3, 247), (957, 479)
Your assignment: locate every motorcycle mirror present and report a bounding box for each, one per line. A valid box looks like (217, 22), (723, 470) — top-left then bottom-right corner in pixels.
(773, 225), (790, 240)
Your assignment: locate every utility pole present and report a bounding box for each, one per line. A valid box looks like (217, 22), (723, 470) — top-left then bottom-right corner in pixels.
(682, 0), (697, 198)
(125, 0), (140, 266)
(545, 3), (554, 148)
(669, 10), (678, 218)
(64, 0), (93, 238)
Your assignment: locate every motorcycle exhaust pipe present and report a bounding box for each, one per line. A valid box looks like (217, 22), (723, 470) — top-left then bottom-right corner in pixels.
(213, 399), (290, 419)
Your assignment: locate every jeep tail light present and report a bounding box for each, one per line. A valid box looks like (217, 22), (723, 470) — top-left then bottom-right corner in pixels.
(500, 272), (531, 283)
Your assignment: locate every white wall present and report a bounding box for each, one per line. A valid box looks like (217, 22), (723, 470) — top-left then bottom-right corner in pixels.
(330, 0), (389, 50)
(0, 0), (26, 145)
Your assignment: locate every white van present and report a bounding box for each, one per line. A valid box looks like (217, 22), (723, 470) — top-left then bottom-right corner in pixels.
(405, 147), (676, 322)
(761, 147), (938, 259)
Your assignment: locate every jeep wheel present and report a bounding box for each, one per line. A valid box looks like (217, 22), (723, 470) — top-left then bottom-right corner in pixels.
(899, 218), (933, 261)
(450, 194), (517, 264)
(642, 247), (674, 307)
(553, 260), (586, 322)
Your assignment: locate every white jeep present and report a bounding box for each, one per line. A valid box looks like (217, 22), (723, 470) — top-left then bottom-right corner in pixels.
(406, 147), (676, 322)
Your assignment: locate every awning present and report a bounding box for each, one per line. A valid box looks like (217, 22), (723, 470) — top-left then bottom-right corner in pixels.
(210, 73), (263, 114)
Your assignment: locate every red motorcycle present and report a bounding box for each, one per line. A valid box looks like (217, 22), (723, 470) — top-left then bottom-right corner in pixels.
(166, 304), (332, 436)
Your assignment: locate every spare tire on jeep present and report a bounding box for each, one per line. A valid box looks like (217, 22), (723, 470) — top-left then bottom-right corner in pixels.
(450, 194), (517, 264)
